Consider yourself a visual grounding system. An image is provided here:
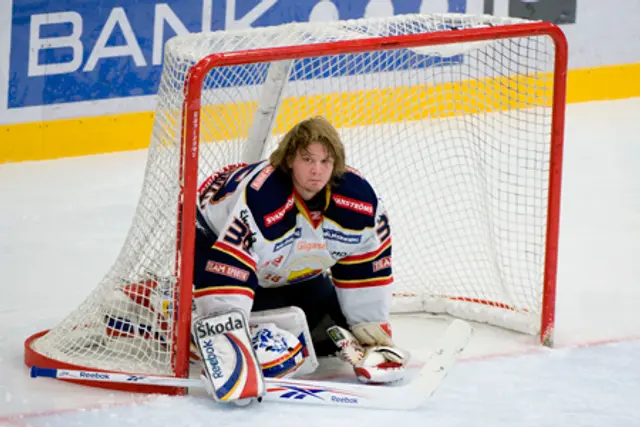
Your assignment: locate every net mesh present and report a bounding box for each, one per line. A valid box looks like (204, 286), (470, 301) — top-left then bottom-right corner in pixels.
(30, 13), (559, 375)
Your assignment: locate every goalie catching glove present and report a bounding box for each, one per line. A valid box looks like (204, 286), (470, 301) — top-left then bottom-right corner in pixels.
(327, 322), (409, 384)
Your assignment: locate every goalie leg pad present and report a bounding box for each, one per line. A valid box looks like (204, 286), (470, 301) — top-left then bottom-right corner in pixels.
(250, 306), (319, 376)
(192, 309), (266, 402)
(251, 322), (306, 378)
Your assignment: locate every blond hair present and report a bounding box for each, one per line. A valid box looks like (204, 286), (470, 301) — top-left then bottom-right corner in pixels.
(269, 116), (346, 182)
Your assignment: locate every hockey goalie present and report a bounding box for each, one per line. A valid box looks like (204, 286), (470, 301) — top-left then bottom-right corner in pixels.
(112, 116), (409, 404)
(189, 116), (409, 404)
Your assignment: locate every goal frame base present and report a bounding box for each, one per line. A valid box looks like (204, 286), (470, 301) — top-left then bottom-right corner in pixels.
(24, 330), (186, 395)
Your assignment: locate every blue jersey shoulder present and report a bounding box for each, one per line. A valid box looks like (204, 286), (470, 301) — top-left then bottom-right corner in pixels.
(245, 164), (297, 240)
(243, 164), (381, 236)
(326, 168), (380, 230)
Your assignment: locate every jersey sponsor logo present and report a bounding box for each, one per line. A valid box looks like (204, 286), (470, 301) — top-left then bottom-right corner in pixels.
(250, 165), (274, 190)
(264, 195), (295, 226)
(273, 228), (302, 252)
(332, 195), (374, 216)
(261, 255), (284, 269)
(296, 241), (327, 252)
(287, 268), (323, 284)
(205, 261), (250, 282)
(331, 251), (348, 259)
(195, 316), (244, 338)
(323, 229), (362, 244)
(372, 256), (392, 272)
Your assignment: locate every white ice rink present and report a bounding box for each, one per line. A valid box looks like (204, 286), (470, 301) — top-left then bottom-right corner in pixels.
(1, 98), (639, 426)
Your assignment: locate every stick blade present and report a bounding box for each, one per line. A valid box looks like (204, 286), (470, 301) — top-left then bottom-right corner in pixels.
(409, 319), (474, 403)
(261, 319), (473, 410)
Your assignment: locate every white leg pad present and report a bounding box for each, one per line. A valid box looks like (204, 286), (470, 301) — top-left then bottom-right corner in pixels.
(192, 309), (266, 402)
(250, 306), (319, 376)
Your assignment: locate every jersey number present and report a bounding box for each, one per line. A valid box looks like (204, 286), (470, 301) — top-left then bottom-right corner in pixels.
(223, 218), (253, 253)
(376, 213), (390, 241)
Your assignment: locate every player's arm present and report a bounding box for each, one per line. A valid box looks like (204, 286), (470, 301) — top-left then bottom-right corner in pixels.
(195, 163), (265, 318)
(194, 209), (259, 319)
(193, 188), (267, 404)
(329, 200), (408, 384)
(330, 197), (393, 326)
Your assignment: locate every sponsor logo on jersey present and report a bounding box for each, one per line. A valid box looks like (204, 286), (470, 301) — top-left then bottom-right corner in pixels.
(332, 195), (374, 216)
(287, 268), (323, 284)
(250, 165), (274, 190)
(331, 251), (348, 259)
(296, 241), (327, 252)
(195, 316), (244, 338)
(205, 261), (250, 282)
(323, 229), (362, 244)
(372, 256), (392, 272)
(273, 228), (302, 252)
(265, 196), (295, 226)
(261, 255), (284, 269)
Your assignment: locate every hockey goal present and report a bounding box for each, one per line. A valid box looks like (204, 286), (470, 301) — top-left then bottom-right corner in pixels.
(25, 13), (568, 394)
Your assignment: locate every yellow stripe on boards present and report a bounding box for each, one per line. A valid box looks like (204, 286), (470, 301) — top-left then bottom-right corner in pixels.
(274, 72), (553, 132)
(1, 62), (639, 164)
(565, 62), (640, 104)
(0, 111), (154, 163)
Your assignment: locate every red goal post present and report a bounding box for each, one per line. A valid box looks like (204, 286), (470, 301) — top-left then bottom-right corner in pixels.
(25, 16), (568, 395)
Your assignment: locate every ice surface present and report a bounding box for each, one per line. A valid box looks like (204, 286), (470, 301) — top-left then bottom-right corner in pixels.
(1, 98), (639, 426)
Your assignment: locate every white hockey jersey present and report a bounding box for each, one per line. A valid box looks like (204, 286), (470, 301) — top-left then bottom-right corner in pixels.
(194, 161), (393, 327)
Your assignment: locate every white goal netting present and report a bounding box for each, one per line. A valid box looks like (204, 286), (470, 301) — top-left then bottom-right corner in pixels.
(27, 13), (565, 378)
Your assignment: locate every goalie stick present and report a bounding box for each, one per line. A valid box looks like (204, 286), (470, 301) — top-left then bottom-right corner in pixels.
(30, 319), (472, 410)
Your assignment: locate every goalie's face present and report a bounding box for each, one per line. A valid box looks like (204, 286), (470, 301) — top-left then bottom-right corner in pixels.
(290, 142), (334, 200)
